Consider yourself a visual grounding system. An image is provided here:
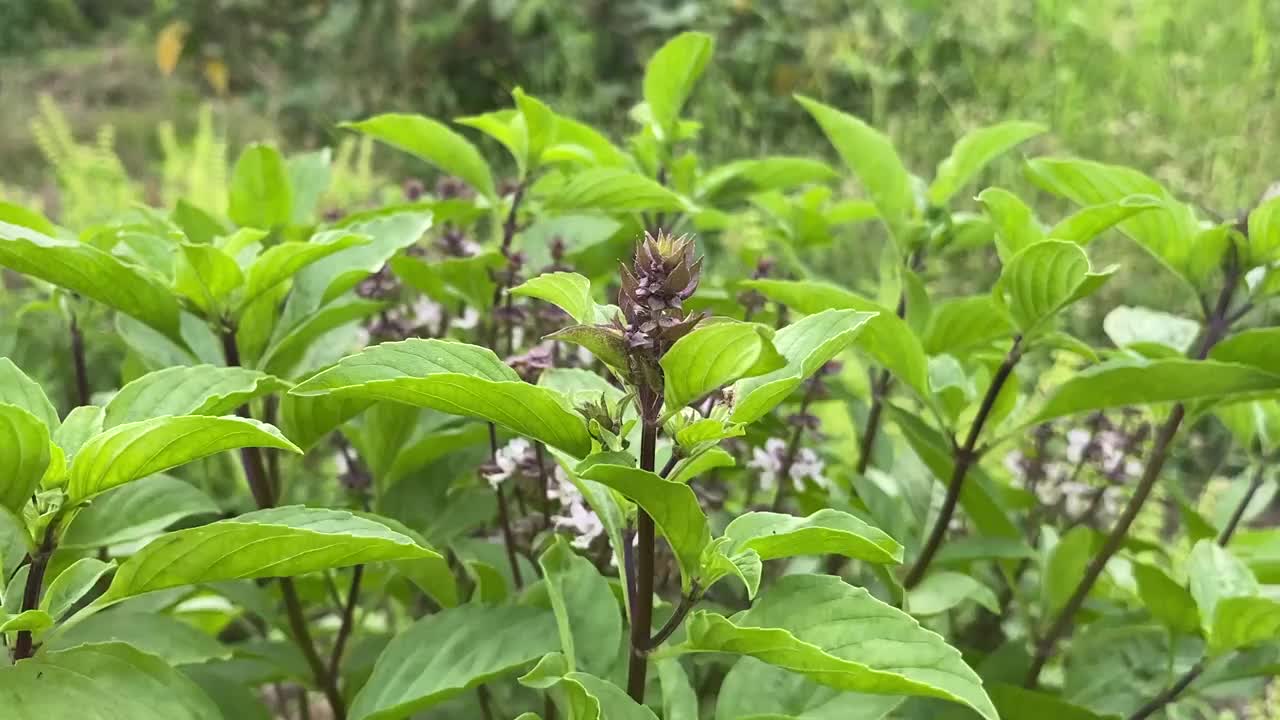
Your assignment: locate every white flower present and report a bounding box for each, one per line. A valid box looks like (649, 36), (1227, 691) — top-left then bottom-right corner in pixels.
(333, 450), (350, 476)
(1065, 429), (1092, 464)
(554, 502), (605, 549)
(1036, 481), (1063, 506)
(408, 298), (444, 329)
(1062, 482), (1092, 517)
(1004, 451), (1025, 479)
(788, 448), (828, 491)
(454, 307), (481, 330)
(548, 466), (603, 549)
(748, 438), (786, 490)
(1124, 458), (1143, 479)
(1098, 430), (1127, 470)
(1101, 486), (1126, 520)
(484, 438), (531, 489)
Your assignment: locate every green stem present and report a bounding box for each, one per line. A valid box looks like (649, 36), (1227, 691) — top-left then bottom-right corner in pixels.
(903, 336), (1023, 588)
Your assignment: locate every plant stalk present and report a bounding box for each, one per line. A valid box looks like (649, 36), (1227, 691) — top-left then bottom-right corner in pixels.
(627, 420), (659, 702)
(488, 424), (525, 589)
(68, 310), (90, 407)
(1025, 264), (1240, 688)
(856, 291), (908, 475)
(220, 324), (343, 717)
(11, 520), (58, 661)
(903, 336), (1023, 588)
(327, 564), (364, 679)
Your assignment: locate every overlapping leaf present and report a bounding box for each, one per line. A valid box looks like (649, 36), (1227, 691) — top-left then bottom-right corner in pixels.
(289, 339), (591, 455)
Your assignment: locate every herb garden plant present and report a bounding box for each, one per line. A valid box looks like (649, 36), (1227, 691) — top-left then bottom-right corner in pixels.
(3, 30), (1280, 720)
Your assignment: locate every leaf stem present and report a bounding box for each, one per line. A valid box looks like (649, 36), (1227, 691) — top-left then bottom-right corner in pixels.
(903, 335), (1023, 588)
(1025, 262), (1241, 688)
(68, 308), (90, 407)
(627, 419), (659, 702)
(644, 584), (701, 651)
(856, 290), (908, 475)
(221, 324), (343, 717)
(488, 424), (525, 589)
(327, 564), (364, 679)
(11, 519), (58, 661)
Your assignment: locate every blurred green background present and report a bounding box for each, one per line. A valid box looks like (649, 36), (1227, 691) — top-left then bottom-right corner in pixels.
(1, 0), (1278, 317)
(3, 0), (1277, 200)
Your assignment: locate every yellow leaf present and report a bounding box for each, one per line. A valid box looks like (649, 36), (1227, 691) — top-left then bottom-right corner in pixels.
(204, 59), (229, 96)
(155, 21), (189, 76)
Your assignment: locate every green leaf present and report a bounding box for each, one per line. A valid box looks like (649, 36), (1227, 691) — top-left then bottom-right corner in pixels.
(644, 32), (714, 136)
(0, 403), (51, 515)
(513, 87), (556, 169)
(978, 187), (1045, 262)
(923, 296), (1014, 357)
(41, 557), (114, 620)
(289, 339), (591, 456)
(103, 365), (287, 428)
(69, 415), (299, 502)
(1248, 195), (1280, 263)
(100, 506), (438, 603)
(0, 221), (185, 344)
(0, 642), (220, 720)
(1027, 157), (1199, 280)
(546, 325), (629, 373)
(675, 575), (997, 720)
(174, 242), (243, 315)
(518, 214), (621, 271)
(731, 309), (875, 424)
(738, 279), (929, 397)
(278, 392), (372, 452)
(658, 659), (698, 720)
(1102, 305), (1199, 355)
(698, 157), (837, 201)
(997, 240), (1114, 332)
(53, 405), (104, 462)
(350, 604), (559, 720)
(580, 462), (710, 591)
(1028, 358), (1280, 424)
(716, 656), (904, 720)
(287, 148), (333, 225)
(988, 684), (1112, 720)
(229, 143), (293, 229)
(47, 611), (230, 665)
(0, 357), (60, 431)
(391, 250), (503, 309)
(723, 509), (902, 564)
(342, 114), (497, 200)
(260, 295), (387, 377)
(61, 474), (219, 549)
(521, 653), (660, 720)
(929, 121), (1045, 205)
(1047, 195), (1163, 244)
(1185, 540), (1280, 652)
(1207, 595), (1280, 653)
(796, 95), (914, 244)
(906, 571), (999, 616)
(662, 321), (785, 412)
(543, 168), (692, 213)
(1209, 327), (1280, 373)
(0, 199), (59, 235)
(538, 535), (623, 676)
(1132, 562), (1199, 634)
(511, 271), (595, 324)
(0, 609), (53, 633)
(280, 211), (432, 328)
(239, 230), (369, 311)
(1043, 526), (1094, 614)
(1189, 539), (1259, 629)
